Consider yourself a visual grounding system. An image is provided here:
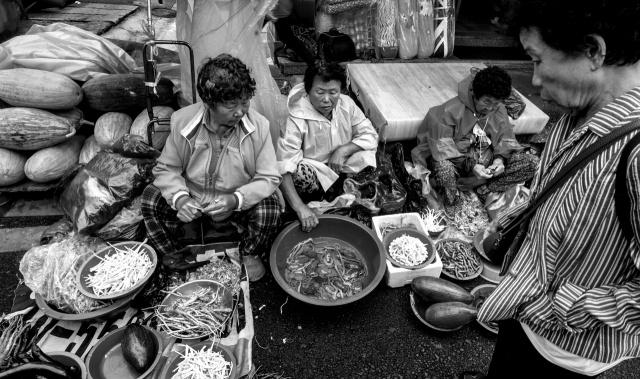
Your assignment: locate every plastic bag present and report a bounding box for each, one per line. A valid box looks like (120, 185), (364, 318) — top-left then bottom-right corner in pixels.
(307, 194), (355, 214)
(176, 0), (287, 147)
(484, 184), (531, 223)
(111, 134), (161, 159)
(59, 150), (156, 235)
(416, 0), (435, 58)
(504, 89), (527, 120)
(343, 178), (380, 214)
(94, 196), (144, 241)
(19, 235), (109, 314)
(0, 23), (136, 81)
(40, 218), (74, 245)
(349, 147), (407, 213)
(397, 0), (418, 59)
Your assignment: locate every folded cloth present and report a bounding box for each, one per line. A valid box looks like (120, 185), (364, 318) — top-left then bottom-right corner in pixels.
(320, 0), (373, 14)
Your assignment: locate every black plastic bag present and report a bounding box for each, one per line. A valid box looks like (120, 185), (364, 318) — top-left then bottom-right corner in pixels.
(59, 151), (156, 235)
(385, 143), (426, 213)
(111, 134), (161, 159)
(504, 89), (526, 120)
(350, 147), (407, 213)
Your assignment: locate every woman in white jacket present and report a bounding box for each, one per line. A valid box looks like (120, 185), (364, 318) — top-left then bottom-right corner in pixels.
(277, 61), (379, 232)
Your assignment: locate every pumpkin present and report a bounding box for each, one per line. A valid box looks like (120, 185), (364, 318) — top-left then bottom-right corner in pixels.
(82, 74), (174, 112)
(411, 276), (474, 304)
(94, 112), (133, 148)
(129, 106), (174, 149)
(0, 147), (26, 186)
(121, 324), (157, 373)
(0, 107), (76, 151)
(0, 68), (83, 110)
(424, 301), (478, 329)
(78, 135), (101, 165)
(24, 135), (85, 183)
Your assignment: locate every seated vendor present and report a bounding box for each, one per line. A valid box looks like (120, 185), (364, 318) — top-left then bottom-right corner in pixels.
(141, 54), (282, 282)
(277, 61), (379, 232)
(411, 66), (539, 207)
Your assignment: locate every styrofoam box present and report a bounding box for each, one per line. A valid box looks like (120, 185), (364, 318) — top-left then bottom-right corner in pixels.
(371, 213), (443, 288)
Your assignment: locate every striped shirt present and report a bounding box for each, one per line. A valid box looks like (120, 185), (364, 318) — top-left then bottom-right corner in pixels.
(478, 87), (640, 363)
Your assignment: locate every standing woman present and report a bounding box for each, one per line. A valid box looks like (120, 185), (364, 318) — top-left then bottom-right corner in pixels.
(463, 0), (640, 378)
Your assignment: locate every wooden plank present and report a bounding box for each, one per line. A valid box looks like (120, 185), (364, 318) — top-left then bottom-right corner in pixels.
(41, 3), (138, 11)
(28, 3), (137, 24)
(36, 7), (137, 16)
(0, 179), (57, 193)
(347, 62), (549, 141)
(17, 19), (113, 36)
(3, 197), (64, 217)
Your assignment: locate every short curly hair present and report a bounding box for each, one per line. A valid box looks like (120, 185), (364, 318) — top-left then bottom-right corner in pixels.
(471, 66), (512, 100)
(303, 61), (347, 94)
(196, 54), (256, 107)
(508, 0), (640, 66)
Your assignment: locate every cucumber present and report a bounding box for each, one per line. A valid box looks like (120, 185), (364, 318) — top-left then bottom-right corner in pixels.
(424, 302), (478, 329)
(411, 276), (474, 304)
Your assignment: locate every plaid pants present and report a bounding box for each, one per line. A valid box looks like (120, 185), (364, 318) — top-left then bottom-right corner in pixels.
(141, 184), (281, 258)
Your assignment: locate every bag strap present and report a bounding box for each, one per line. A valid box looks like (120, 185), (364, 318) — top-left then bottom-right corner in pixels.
(615, 131), (640, 240)
(502, 119), (640, 235)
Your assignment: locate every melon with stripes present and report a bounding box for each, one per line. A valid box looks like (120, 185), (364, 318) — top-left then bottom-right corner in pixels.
(24, 135), (85, 183)
(0, 147), (27, 186)
(94, 112), (133, 148)
(0, 68), (83, 110)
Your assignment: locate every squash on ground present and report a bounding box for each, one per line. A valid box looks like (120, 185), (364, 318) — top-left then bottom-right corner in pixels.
(0, 68), (83, 110)
(0, 147), (27, 186)
(78, 135), (101, 165)
(0, 107), (76, 150)
(130, 106), (175, 149)
(424, 301), (478, 329)
(94, 112), (133, 148)
(82, 74), (174, 112)
(24, 135), (85, 183)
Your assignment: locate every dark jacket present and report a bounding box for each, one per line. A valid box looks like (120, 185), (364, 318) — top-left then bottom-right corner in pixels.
(411, 74), (523, 168)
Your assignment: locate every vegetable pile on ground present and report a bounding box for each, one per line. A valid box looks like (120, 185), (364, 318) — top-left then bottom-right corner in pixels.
(19, 237), (111, 314)
(0, 314), (82, 378)
(285, 238), (368, 300)
(437, 240), (481, 279)
(421, 208), (446, 234)
(388, 234), (429, 266)
(84, 241), (154, 296)
(173, 344), (232, 379)
(154, 286), (232, 339)
(447, 194), (489, 238)
(379, 216), (417, 238)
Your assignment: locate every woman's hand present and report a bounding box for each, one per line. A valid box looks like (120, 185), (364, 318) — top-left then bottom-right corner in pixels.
(294, 203), (319, 232)
(203, 194), (237, 218)
(473, 164), (494, 179)
(176, 197), (203, 223)
(487, 158), (505, 177)
(328, 146), (348, 173)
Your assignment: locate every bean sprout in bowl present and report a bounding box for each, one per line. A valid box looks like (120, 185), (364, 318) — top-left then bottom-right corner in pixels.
(383, 229), (435, 270)
(270, 215), (386, 306)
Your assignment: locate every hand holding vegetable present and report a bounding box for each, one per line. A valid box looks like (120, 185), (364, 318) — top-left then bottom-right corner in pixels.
(176, 197), (202, 223)
(487, 158), (505, 177)
(472, 164), (493, 179)
(203, 194), (237, 218)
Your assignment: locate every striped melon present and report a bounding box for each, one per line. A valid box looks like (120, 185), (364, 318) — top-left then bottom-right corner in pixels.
(24, 135), (85, 183)
(51, 108), (89, 129)
(0, 68), (83, 110)
(82, 74), (174, 112)
(130, 106), (174, 149)
(0, 107), (76, 150)
(78, 135), (101, 165)
(0, 147), (27, 186)
(95, 112), (133, 148)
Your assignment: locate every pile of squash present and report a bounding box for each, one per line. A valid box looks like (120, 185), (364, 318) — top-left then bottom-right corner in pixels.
(0, 68), (175, 187)
(412, 276), (478, 329)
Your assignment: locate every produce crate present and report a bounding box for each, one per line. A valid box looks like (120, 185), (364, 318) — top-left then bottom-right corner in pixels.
(371, 213), (443, 288)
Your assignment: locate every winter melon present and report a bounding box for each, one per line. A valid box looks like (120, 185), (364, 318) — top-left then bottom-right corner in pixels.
(0, 147), (26, 186)
(51, 108), (89, 129)
(78, 135), (101, 165)
(424, 301), (478, 329)
(411, 276), (474, 304)
(94, 112), (133, 148)
(82, 74), (174, 112)
(0, 68), (83, 110)
(130, 106), (174, 149)
(24, 135), (85, 183)
(0, 107), (76, 150)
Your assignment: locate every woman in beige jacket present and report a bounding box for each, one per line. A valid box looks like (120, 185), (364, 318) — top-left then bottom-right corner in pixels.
(141, 54), (282, 281)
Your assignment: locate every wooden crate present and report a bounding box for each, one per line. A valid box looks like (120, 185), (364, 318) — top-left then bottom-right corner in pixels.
(371, 213), (443, 288)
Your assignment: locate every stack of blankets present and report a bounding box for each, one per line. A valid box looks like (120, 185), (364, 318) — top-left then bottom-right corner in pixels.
(318, 0), (375, 14)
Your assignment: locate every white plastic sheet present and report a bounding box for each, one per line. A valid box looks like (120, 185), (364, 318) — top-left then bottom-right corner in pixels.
(0, 23), (135, 81)
(176, 0), (288, 146)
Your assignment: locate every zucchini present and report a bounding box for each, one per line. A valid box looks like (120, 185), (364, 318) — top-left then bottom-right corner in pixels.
(411, 276), (474, 304)
(424, 302), (478, 329)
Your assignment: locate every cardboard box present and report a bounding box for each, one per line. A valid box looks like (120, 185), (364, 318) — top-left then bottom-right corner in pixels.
(371, 213), (443, 288)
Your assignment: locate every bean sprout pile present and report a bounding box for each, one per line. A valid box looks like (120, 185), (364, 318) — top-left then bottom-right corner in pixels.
(388, 234), (430, 266)
(155, 286), (232, 339)
(85, 241), (153, 296)
(421, 209), (447, 233)
(173, 344), (231, 379)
